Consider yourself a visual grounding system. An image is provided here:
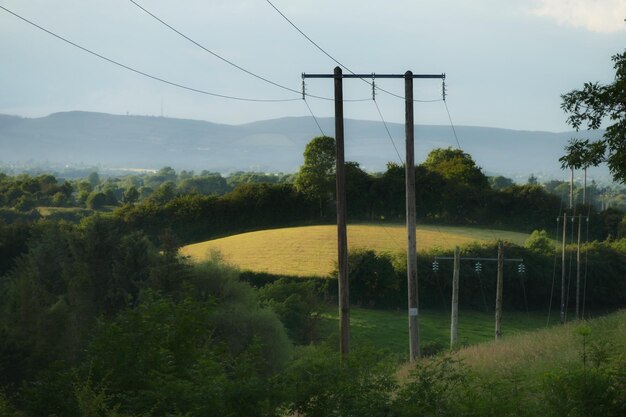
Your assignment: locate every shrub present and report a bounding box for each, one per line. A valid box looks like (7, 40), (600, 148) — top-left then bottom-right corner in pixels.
(524, 229), (555, 254)
(259, 279), (322, 344)
(338, 249), (399, 308)
(281, 346), (397, 417)
(85, 192), (106, 210)
(392, 356), (467, 417)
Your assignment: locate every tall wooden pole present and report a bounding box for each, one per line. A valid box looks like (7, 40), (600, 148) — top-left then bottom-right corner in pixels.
(450, 246), (460, 348)
(334, 66), (349, 358)
(495, 241), (504, 340)
(576, 168), (587, 320)
(405, 70), (419, 361)
(576, 214), (582, 320)
(560, 212), (567, 324)
(583, 168), (587, 206)
(569, 168), (574, 211)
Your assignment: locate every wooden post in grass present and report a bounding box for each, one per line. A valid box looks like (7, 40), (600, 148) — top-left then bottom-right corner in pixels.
(450, 246), (460, 348)
(495, 241), (504, 340)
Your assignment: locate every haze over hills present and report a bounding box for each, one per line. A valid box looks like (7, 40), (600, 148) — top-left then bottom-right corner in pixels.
(0, 111), (608, 181)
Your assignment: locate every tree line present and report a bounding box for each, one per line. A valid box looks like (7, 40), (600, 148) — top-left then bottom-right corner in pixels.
(2, 144), (625, 244)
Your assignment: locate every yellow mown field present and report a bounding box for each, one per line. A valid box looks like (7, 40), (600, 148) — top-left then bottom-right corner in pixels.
(180, 224), (530, 277)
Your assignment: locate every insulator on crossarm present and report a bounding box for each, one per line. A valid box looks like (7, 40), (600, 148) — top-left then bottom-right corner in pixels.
(372, 74), (376, 101)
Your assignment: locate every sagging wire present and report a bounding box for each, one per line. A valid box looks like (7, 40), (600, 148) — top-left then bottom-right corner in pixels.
(302, 76), (326, 137)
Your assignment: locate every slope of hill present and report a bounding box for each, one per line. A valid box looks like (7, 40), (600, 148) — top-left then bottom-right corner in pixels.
(180, 224), (530, 276)
(0, 111), (607, 179)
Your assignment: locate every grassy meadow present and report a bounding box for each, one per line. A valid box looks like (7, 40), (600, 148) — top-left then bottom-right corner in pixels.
(180, 224), (530, 276)
(319, 307), (552, 358)
(396, 309), (626, 382)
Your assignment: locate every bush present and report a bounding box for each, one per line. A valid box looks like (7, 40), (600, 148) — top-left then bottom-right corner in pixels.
(392, 356), (467, 417)
(281, 346), (397, 417)
(525, 229), (555, 254)
(543, 366), (626, 417)
(85, 192), (106, 210)
(259, 279), (322, 344)
(339, 249), (399, 308)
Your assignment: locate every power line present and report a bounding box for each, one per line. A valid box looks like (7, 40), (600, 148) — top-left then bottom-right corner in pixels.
(129, 0), (373, 102)
(0, 5), (300, 103)
(265, 0), (443, 103)
(303, 99), (325, 137)
(265, 0), (349, 72)
(129, 0), (302, 95)
(373, 99), (404, 165)
(444, 100), (462, 150)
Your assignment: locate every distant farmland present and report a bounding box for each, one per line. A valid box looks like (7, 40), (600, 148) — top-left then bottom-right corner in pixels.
(180, 224), (530, 277)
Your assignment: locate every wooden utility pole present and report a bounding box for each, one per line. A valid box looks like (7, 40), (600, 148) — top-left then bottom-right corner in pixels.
(569, 168), (574, 210)
(576, 168), (587, 320)
(302, 70), (444, 361)
(495, 241), (504, 340)
(405, 71), (420, 361)
(434, 251), (523, 343)
(334, 66), (350, 358)
(560, 212), (567, 324)
(576, 214), (582, 320)
(450, 246), (460, 348)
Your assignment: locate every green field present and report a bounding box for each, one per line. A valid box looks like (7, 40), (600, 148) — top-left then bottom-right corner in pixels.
(180, 224), (530, 276)
(36, 206), (92, 216)
(319, 307), (552, 358)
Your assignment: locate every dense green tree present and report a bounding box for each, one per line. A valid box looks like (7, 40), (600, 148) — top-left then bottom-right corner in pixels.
(342, 249), (398, 308)
(146, 166), (177, 188)
(561, 50), (626, 182)
(345, 162), (374, 218)
(371, 162), (405, 220)
(85, 192), (106, 210)
(524, 229), (555, 255)
(295, 136), (336, 217)
(178, 174), (229, 195)
(226, 171), (288, 188)
(489, 175), (514, 190)
(421, 148), (490, 222)
(422, 147), (489, 189)
(259, 279), (322, 344)
(122, 186), (139, 205)
(87, 172), (100, 188)
(150, 181), (176, 204)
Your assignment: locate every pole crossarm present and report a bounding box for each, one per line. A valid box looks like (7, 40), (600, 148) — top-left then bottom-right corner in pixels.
(303, 73), (445, 79)
(434, 256), (523, 262)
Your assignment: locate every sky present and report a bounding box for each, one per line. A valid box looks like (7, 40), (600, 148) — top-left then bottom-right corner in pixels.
(0, 0), (624, 132)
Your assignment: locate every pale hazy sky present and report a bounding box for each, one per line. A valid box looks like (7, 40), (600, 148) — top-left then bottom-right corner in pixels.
(1, 0), (624, 131)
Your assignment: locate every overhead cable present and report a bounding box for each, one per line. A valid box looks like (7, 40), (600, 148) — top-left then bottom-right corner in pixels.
(264, 0), (443, 103)
(303, 99), (326, 137)
(130, 1), (373, 103)
(444, 100), (463, 149)
(0, 5), (300, 103)
(373, 99), (404, 164)
(129, 0), (300, 95)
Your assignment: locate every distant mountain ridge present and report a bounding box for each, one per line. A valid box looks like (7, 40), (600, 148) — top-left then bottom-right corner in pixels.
(0, 111), (607, 180)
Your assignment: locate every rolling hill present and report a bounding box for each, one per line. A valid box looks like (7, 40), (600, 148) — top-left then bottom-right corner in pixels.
(180, 224), (530, 276)
(0, 111), (607, 180)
